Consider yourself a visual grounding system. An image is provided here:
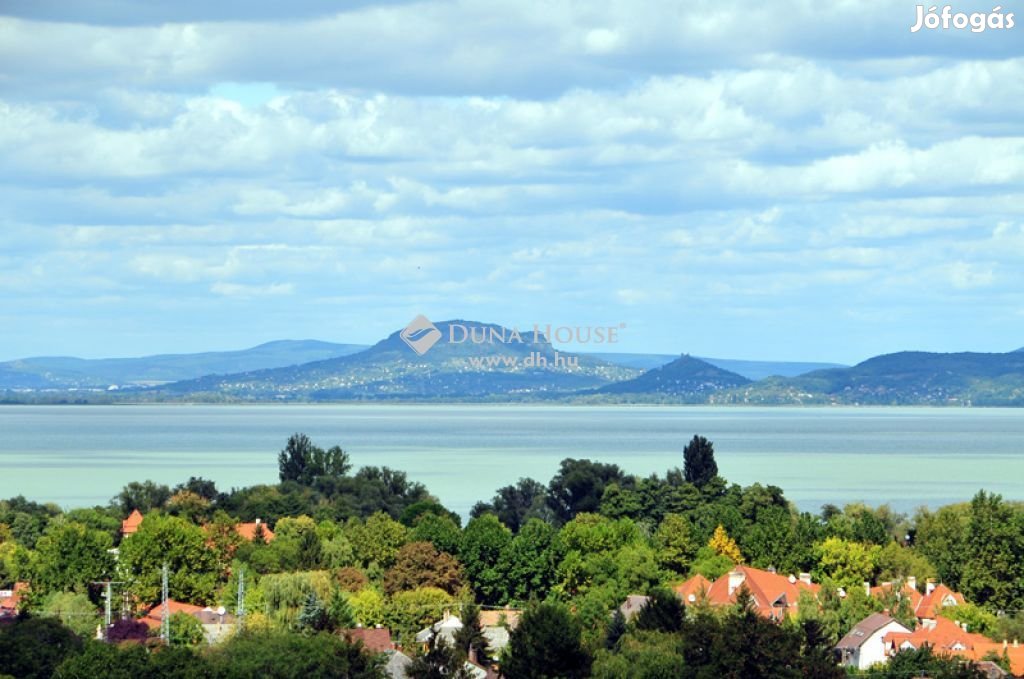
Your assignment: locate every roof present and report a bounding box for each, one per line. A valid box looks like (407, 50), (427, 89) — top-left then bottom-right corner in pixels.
(193, 608), (236, 625)
(618, 595), (650, 621)
(836, 613), (909, 650)
(916, 584), (965, 619)
(121, 509), (144, 535)
(235, 520), (275, 542)
(869, 581), (923, 612)
(343, 627), (395, 654)
(479, 608), (520, 629)
(674, 574), (711, 604)
(140, 600), (205, 629)
(0, 582), (29, 614)
(883, 616), (990, 654)
(952, 643), (1024, 677)
(416, 613), (464, 644)
(384, 650), (413, 679)
(702, 566), (819, 620)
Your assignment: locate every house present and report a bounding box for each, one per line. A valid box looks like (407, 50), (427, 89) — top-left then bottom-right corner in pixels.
(342, 626), (395, 654)
(415, 611), (464, 646)
(384, 650), (413, 679)
(675, 566), (819, 620)
(140, 599), (237, 643)
(836, 613), (912, 670)
(952, 639), (1023, 677)
(867, 577), (923, 613)
(235, 518), (274, 542)
(0, 582), (28, 620)
(121, 509), (144, 536)
(674, 573), (711, 605)
(618, 595), (650, 622)
(883, 616), (990, 656)
(915, 582), (965, 622)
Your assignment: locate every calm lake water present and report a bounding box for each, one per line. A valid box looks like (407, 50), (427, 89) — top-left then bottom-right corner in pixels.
(1, 405), (1022, 517)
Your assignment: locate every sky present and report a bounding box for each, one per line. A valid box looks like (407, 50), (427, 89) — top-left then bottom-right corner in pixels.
(1, 0), (1022, 364)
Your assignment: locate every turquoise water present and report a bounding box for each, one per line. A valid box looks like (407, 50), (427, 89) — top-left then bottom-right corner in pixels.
(1, 405), (1022, 516)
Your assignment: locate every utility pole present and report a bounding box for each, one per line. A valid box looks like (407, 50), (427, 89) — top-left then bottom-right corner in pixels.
(91, 580), (125, 641)
(236, 568), (245, 629)
(160, 563), (170, 645)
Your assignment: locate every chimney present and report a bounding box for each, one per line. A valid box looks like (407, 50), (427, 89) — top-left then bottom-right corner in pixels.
(926, 579), (936, 595)
(1014, 639), (1019, 649)
(728, 570), (745, 595)
(798, 573), (812, 586)
(907, 576), (917, 591)
(255, 518), (261, 526)
(864, 581), (871, 597)
(1004, 639), (1009, 650)
(443, 608), (451, 620)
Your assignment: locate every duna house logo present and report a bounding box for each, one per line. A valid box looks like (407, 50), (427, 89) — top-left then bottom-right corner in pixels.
(400, 314), (443, 355)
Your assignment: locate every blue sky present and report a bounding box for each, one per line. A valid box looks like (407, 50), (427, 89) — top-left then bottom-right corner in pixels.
(1, 1), (1022, 364)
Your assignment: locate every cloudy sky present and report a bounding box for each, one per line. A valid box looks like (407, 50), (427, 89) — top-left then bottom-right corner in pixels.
(1, 0), (1022, 363)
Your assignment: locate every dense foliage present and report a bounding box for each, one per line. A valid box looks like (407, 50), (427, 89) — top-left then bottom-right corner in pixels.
(2, 433), (1021, 678)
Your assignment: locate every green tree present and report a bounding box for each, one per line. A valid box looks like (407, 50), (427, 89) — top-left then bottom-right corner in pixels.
(605, 609), (627, 650)
(0, 617), (83, 679)
(496, 518), (563, 603)
(459, 514), (512, 605)
(407, 634), (474, 679)
(278, 433), (351, 485)
(39, 591), (101, 638)
(653, 513), (698, 574)
(453, 603), (491, 666)
(502, 601), (591, 679)
(410, 512), (463, 556)
(349, 513), (408, 570)
(170, 611), (206, 646)
(113, 480), (171, 515)
(204, 630), (384, 679)
(386, 587), (454, 643)
(472, 478), (549, 532)
(683, 435), (718, 488)
(117, 513), (219, 605)
(546, 459), (626, 524)
(33, 520), (115, 595)
(634, 588), (685, 633)
(297, 591), (330, 633)
(812, 536), (879, 589)
(959, 491), (1024, 611)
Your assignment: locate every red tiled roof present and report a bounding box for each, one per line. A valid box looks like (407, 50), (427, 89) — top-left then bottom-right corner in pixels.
(121, 509), (144, 535)
(916, 584), (965, 620)
(702, 566), (819, 620)
(141, 600), (205, 629)
(342, 627), (394, 653)
(956, 642), (1024, 676)
(674, 574), (711, 604)
(869, 581), (924, 613)
(883, 616), (990, 654)
(235, 520), (274, 542)
(0, 582), (28, 613)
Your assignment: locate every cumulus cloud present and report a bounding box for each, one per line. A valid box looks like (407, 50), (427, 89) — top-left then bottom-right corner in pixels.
(0, 0), (1022, 361)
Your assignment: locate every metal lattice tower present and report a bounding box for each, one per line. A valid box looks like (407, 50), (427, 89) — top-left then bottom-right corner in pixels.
(160, 563), (170, 644)
(236, 568), (245, 629)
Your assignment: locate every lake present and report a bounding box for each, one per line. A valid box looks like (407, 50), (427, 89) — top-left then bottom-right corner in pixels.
(1, 404), (1022, 517)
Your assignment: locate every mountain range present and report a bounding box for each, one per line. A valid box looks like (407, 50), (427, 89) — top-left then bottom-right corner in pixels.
(2, 321), (1023, 405)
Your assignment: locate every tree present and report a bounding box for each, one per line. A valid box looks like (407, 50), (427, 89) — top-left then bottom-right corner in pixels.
(117, 513), (219, 605)
(708, 524), (743, 563)
(547, 459), (626, 524)
(0, 617), (83, 679)
(33, 520), (114, 595)
(867, 646), (986, 678)
(203, 630), (384, 679)
(386, 588), (454, 643)
(683, 435), (718, 488)
(653, 513), (698, 574)
(347, 587), (386, 627)
(453, 603), (491, 666)
(410, 512), (463, 556)
(634, 588), (685, 633)
(407, 634), (474, 679)
(605, 609), (627, 650)
(959, 491), (1024, 611)
(496, 518), (563, 603)
(297, 591), (330, 633)
(39, 592), (101, 638)
(459, 514), (512, 605)
(812, 536), (879, 589)
(472, 478), (549, 532)
(383, 541), (464, 595)
(278, 433), (351, 485)
(113, 481), (171, 515)
(170, 611), (206, 646)
(348, 513), (408, 569)
(502, 601), (591, 679)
